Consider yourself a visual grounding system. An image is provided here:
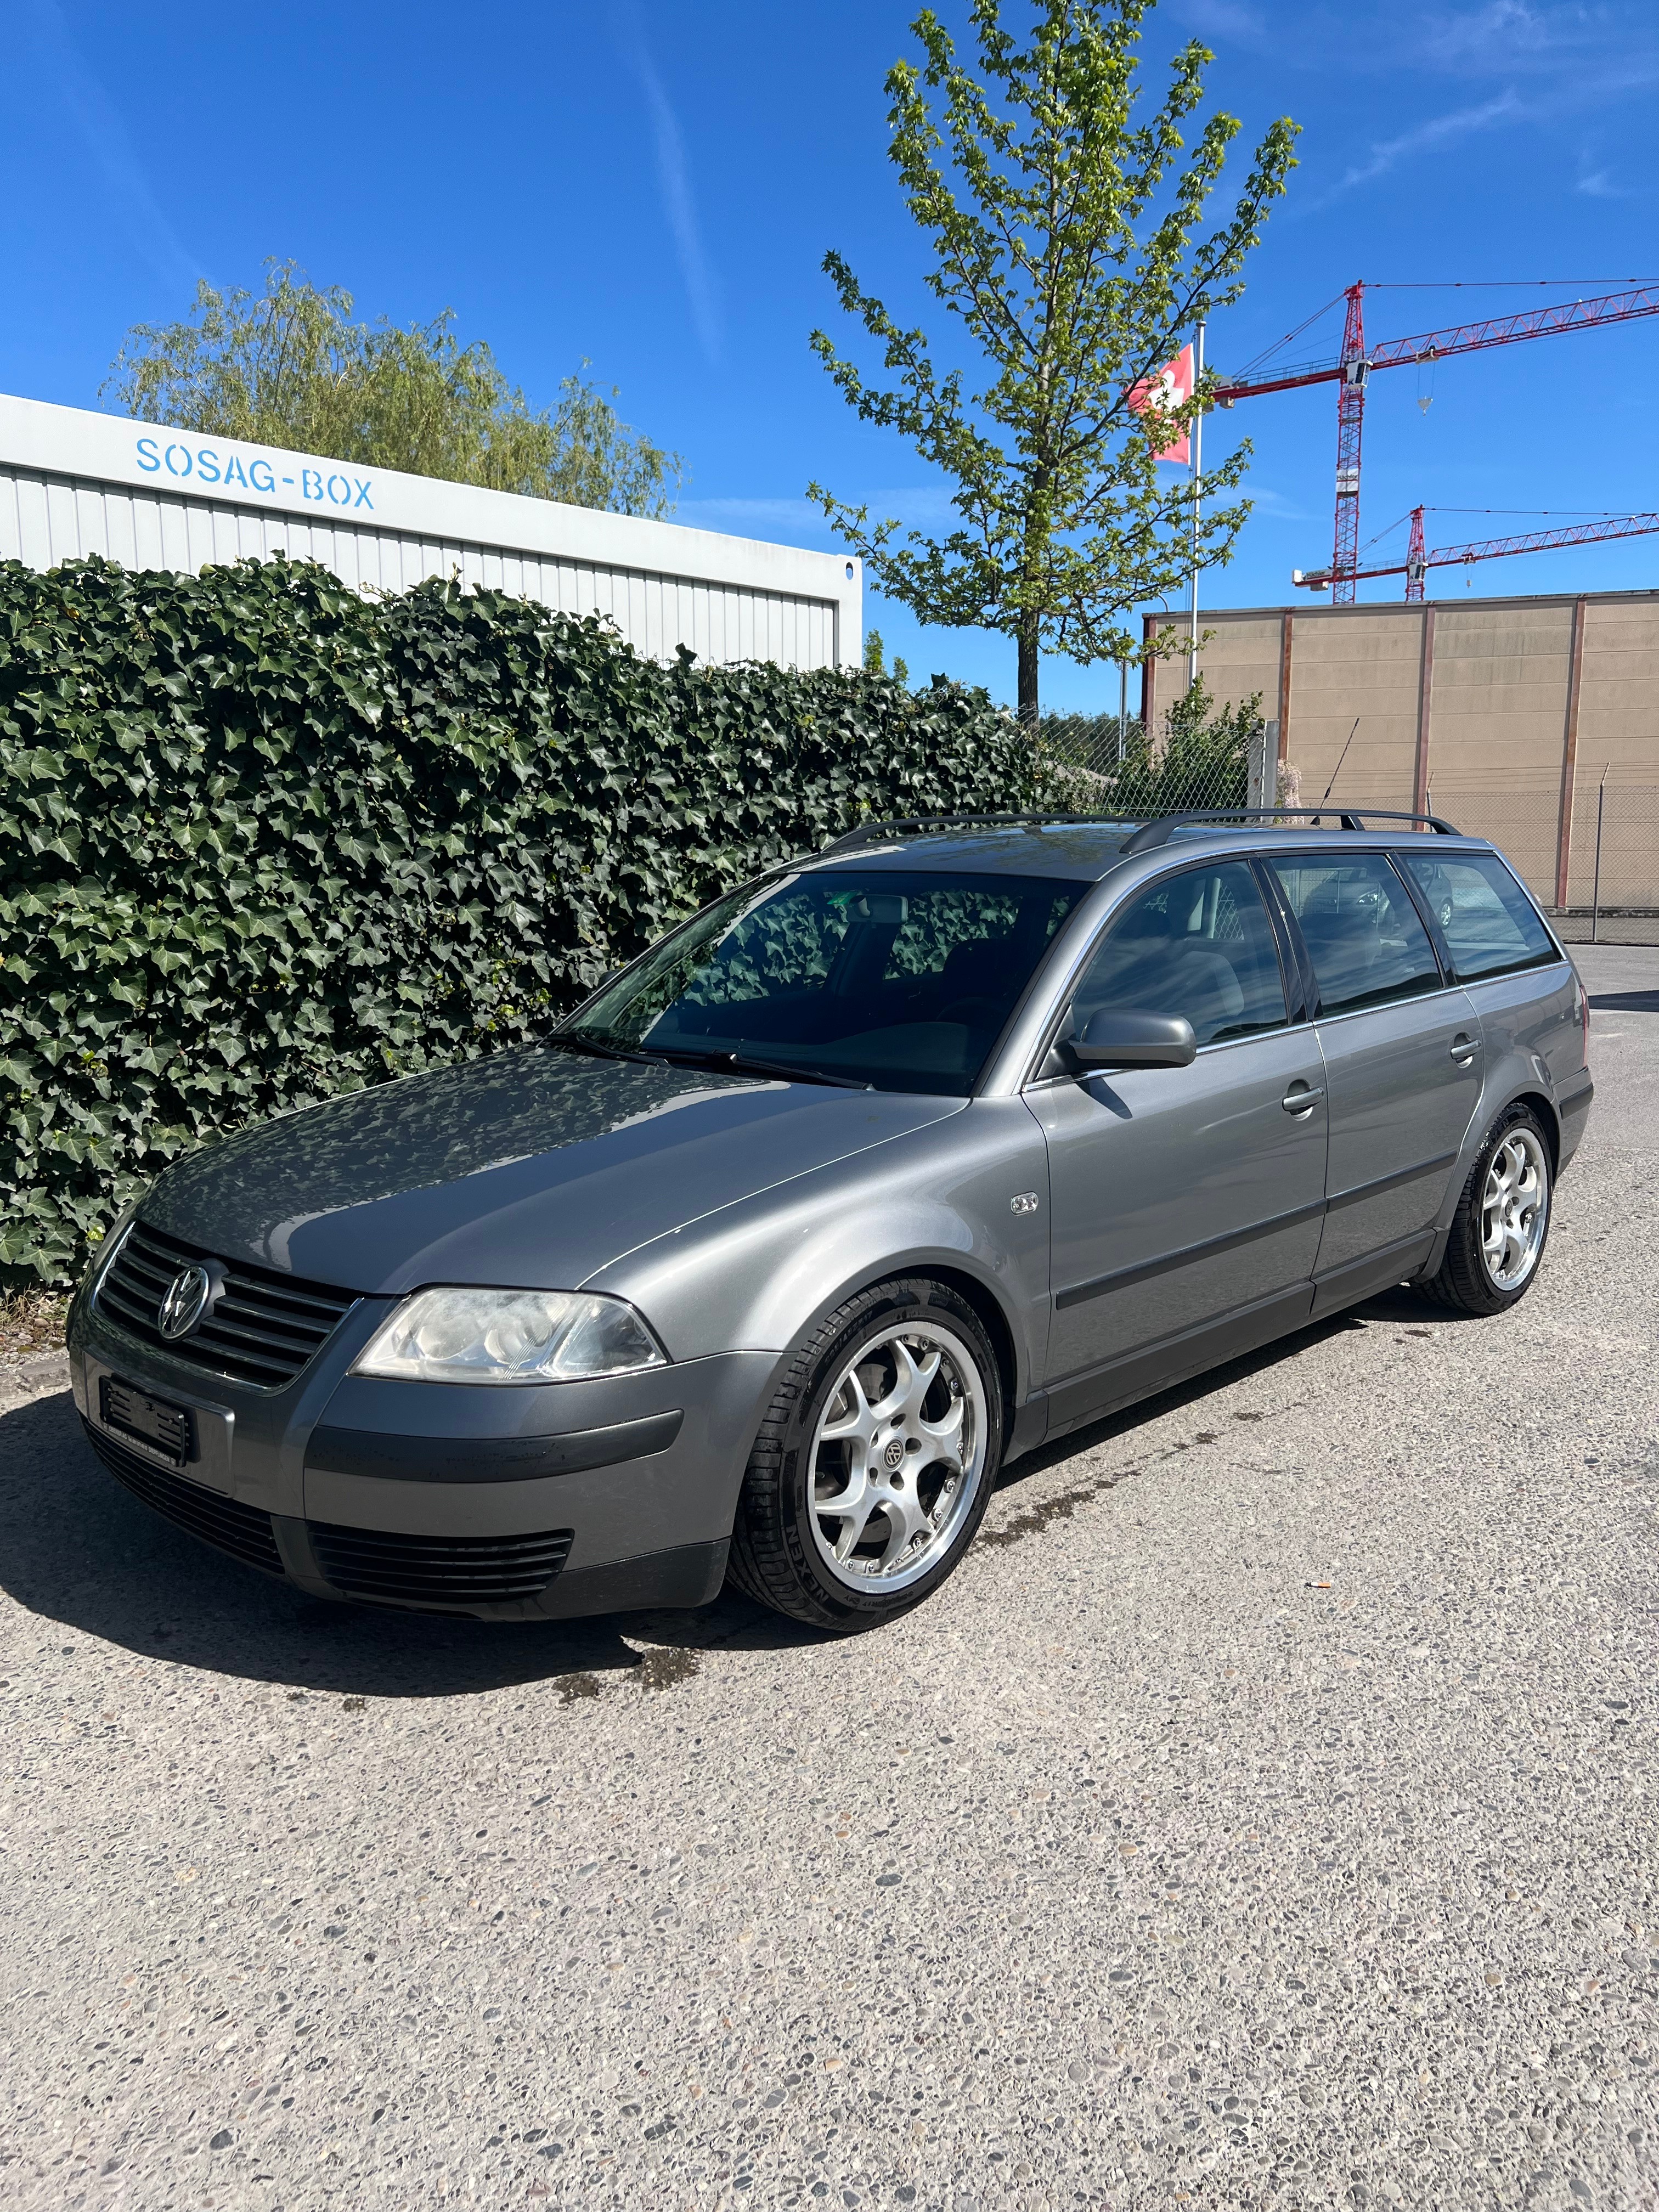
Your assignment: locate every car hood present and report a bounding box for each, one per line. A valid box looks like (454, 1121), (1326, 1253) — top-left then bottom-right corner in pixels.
(142, 1048), (966, 1296)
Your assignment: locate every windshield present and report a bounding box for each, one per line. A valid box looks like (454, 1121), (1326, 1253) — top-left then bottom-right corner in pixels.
(564, 868), (1087, 1096)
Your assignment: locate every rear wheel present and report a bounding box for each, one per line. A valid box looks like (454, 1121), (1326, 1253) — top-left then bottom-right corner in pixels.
(1419, 1104), (1553, 1316)
(726, 1278), (1002, 1630)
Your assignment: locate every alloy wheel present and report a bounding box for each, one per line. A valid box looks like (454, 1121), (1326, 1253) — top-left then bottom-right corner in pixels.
(1481, 1125), (1549, 1291)
(805, 1320), (989, 1594)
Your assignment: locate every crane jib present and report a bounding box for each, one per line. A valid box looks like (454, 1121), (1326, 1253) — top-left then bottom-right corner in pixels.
(1215, 285), (1659, 403)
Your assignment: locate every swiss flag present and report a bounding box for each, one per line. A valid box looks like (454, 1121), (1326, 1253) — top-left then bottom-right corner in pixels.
(1128, 343), (1194, 464)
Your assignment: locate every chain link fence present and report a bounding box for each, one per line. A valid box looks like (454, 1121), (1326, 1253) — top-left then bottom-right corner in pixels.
(1427, 781), (1659, 945)
(1040, 711), (1274, 817)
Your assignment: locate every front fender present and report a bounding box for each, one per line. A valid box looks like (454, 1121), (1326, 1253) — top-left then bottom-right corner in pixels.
(585, 1097), (1052, 1415)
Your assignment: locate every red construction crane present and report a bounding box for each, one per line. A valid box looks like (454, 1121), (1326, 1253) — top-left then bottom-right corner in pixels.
(1216, 282), (1659, 605)
(1292, 504), (1659, 600)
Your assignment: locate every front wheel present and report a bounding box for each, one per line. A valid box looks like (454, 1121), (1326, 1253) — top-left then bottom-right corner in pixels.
(1419, 1104), (1553, 1316)
(726, 1278), (1002, 1630)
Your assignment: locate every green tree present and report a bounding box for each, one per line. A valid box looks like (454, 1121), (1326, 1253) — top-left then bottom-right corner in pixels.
(807, 0), (1297, 723)
(105, 261), (685, 518)
(862, 628), (912, 686)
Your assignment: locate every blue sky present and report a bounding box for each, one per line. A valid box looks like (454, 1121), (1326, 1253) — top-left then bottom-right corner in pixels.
(5, 0), (1658, 710)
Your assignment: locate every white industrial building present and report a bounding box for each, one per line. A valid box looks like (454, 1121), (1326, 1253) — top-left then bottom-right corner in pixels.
(0, 391), (861, 673)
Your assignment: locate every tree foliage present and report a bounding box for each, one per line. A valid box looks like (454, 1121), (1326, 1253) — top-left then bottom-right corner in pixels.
(808, 0), (1297, 720)
(862, 629), (911, 685)
(105, 261), (685, 519)
(0, 555), (1042, 1288)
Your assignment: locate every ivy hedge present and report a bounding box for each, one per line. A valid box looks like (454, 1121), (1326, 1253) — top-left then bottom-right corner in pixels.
(2, 555), (1042, 1288)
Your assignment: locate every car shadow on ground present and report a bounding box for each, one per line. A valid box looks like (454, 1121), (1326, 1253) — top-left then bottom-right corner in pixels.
(990, 1283), (1475, 1494)
(0, 1387), (819, 1699)
(1589, 989), (1659, 1014)
(0, 1284), (1464, 1698)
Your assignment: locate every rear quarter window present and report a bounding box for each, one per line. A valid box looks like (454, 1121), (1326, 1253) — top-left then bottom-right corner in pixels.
(1400, 851), (1559, 981)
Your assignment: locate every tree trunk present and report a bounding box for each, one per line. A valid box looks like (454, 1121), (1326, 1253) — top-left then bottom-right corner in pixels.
(1017, 619), (1040, 730)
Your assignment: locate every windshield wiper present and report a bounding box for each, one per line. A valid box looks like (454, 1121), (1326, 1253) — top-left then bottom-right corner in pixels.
(549, 1031), (668, 1069)
(647, 1045), (871, 1091)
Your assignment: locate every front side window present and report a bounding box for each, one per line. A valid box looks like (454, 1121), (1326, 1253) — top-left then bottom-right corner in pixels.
(566, 868), (1086, 1096)
(1400, 850), (1558, 981)
(1271, 854), (1442, 1017)
(1069, 861), (1289, 1048)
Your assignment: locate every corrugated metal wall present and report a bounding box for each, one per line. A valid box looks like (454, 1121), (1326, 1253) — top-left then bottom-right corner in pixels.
(0, 467), (840, 672)
(0, 394), (857, 673)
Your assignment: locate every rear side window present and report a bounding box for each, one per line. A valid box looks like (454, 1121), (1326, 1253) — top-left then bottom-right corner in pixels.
(1398, 850), (1558, 981)
(1071, 861), (1289, 1047)
(1270, 855), (1442, 1017)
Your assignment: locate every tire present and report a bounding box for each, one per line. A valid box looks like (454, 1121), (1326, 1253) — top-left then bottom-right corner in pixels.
(1418, 1103), (1554, 1316)
(726, 1277), (1003, 1631)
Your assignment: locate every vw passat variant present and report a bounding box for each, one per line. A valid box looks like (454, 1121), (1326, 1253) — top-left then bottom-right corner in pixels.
(69, 810), (1593, 1630)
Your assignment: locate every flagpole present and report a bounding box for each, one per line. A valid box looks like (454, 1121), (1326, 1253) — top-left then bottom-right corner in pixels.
(1188, 321), (1204, 692)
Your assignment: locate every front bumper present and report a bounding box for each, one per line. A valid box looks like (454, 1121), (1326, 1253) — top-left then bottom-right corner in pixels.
(69, 1285), (777, 1621)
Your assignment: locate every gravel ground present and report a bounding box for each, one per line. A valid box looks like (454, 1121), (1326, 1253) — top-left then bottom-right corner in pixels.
(1, 946), (1655, 2212)
(0, 1292), (69, 1409)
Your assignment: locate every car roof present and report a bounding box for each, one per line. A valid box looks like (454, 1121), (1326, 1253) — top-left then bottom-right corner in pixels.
(803, 823), (1136, 881)
(797, 815), (1497, 885)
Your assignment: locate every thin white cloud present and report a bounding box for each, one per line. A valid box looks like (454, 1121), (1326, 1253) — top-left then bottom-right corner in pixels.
(1575, 136), (1638, 196)
(615, 5), (722, 365)
(1335, 89), (1523, 190)
(1165, 0), (1268, 39)
(1416, 0), (1555, 65)
(680, 484), (962, 535)
(23, 0), (201, 297)
(678, 496), (821, 532)
(1243, 486), (1322, 525)
(1281, 0), (1655, 91)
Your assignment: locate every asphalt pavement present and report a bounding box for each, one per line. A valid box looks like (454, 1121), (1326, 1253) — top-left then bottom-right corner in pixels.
(1, 946), (1655, 2212)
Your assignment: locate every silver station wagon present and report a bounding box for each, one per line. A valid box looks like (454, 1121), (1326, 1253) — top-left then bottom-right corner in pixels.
(69, 809), (1593, 1632)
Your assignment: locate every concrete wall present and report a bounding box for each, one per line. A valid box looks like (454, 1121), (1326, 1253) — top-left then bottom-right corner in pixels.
(1144, 586), (1659, 910)
(0, 392), (861, 673)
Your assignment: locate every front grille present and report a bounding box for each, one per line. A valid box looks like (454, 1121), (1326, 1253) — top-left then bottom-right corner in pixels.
(83, 1420), (285, 1577)
(96, 1221), (358, 1389)
(308, 1520), (575, 1607)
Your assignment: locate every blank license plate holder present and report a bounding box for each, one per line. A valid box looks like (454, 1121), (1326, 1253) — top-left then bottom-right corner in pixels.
(99, 1374), (197, 1468)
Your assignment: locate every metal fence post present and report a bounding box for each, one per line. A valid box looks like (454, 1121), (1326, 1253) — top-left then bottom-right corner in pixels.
(1592, 774), (1606, 944)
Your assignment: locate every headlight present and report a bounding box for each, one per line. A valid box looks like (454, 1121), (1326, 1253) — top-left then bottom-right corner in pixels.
(351, 1288), (669, 1385)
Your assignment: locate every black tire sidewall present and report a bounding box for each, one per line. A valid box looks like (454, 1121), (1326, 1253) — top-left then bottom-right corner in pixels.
(774, 1280), (1003, 1627)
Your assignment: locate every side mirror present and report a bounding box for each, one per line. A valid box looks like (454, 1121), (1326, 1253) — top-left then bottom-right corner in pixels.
(1068, 1008), (1198, 1071)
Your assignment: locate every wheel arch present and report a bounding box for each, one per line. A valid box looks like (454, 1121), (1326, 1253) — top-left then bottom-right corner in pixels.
(792, 1248), (1027, 1420)
(1508, 1087), (1562, 1172)
(900, 1261), (1020, 1429)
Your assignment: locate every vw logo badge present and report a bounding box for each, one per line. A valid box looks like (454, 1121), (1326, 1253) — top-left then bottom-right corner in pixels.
(157, 1265), (211, 1341)
(883, 1438), (905, 1472)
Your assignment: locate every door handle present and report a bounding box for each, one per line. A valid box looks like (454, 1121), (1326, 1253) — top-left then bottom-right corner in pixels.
(1282, 1085), (1324, 1114)
(1450, 1035), (1481, 1064)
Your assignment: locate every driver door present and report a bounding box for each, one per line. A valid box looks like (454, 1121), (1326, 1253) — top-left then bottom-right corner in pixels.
(1024, 858), (1328, 1429)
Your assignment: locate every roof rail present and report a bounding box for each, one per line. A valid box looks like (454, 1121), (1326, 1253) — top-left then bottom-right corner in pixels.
(1120, 806), (1459, 855)
(821, 810), (1127, 855)
(819, 804), (1462, 861)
